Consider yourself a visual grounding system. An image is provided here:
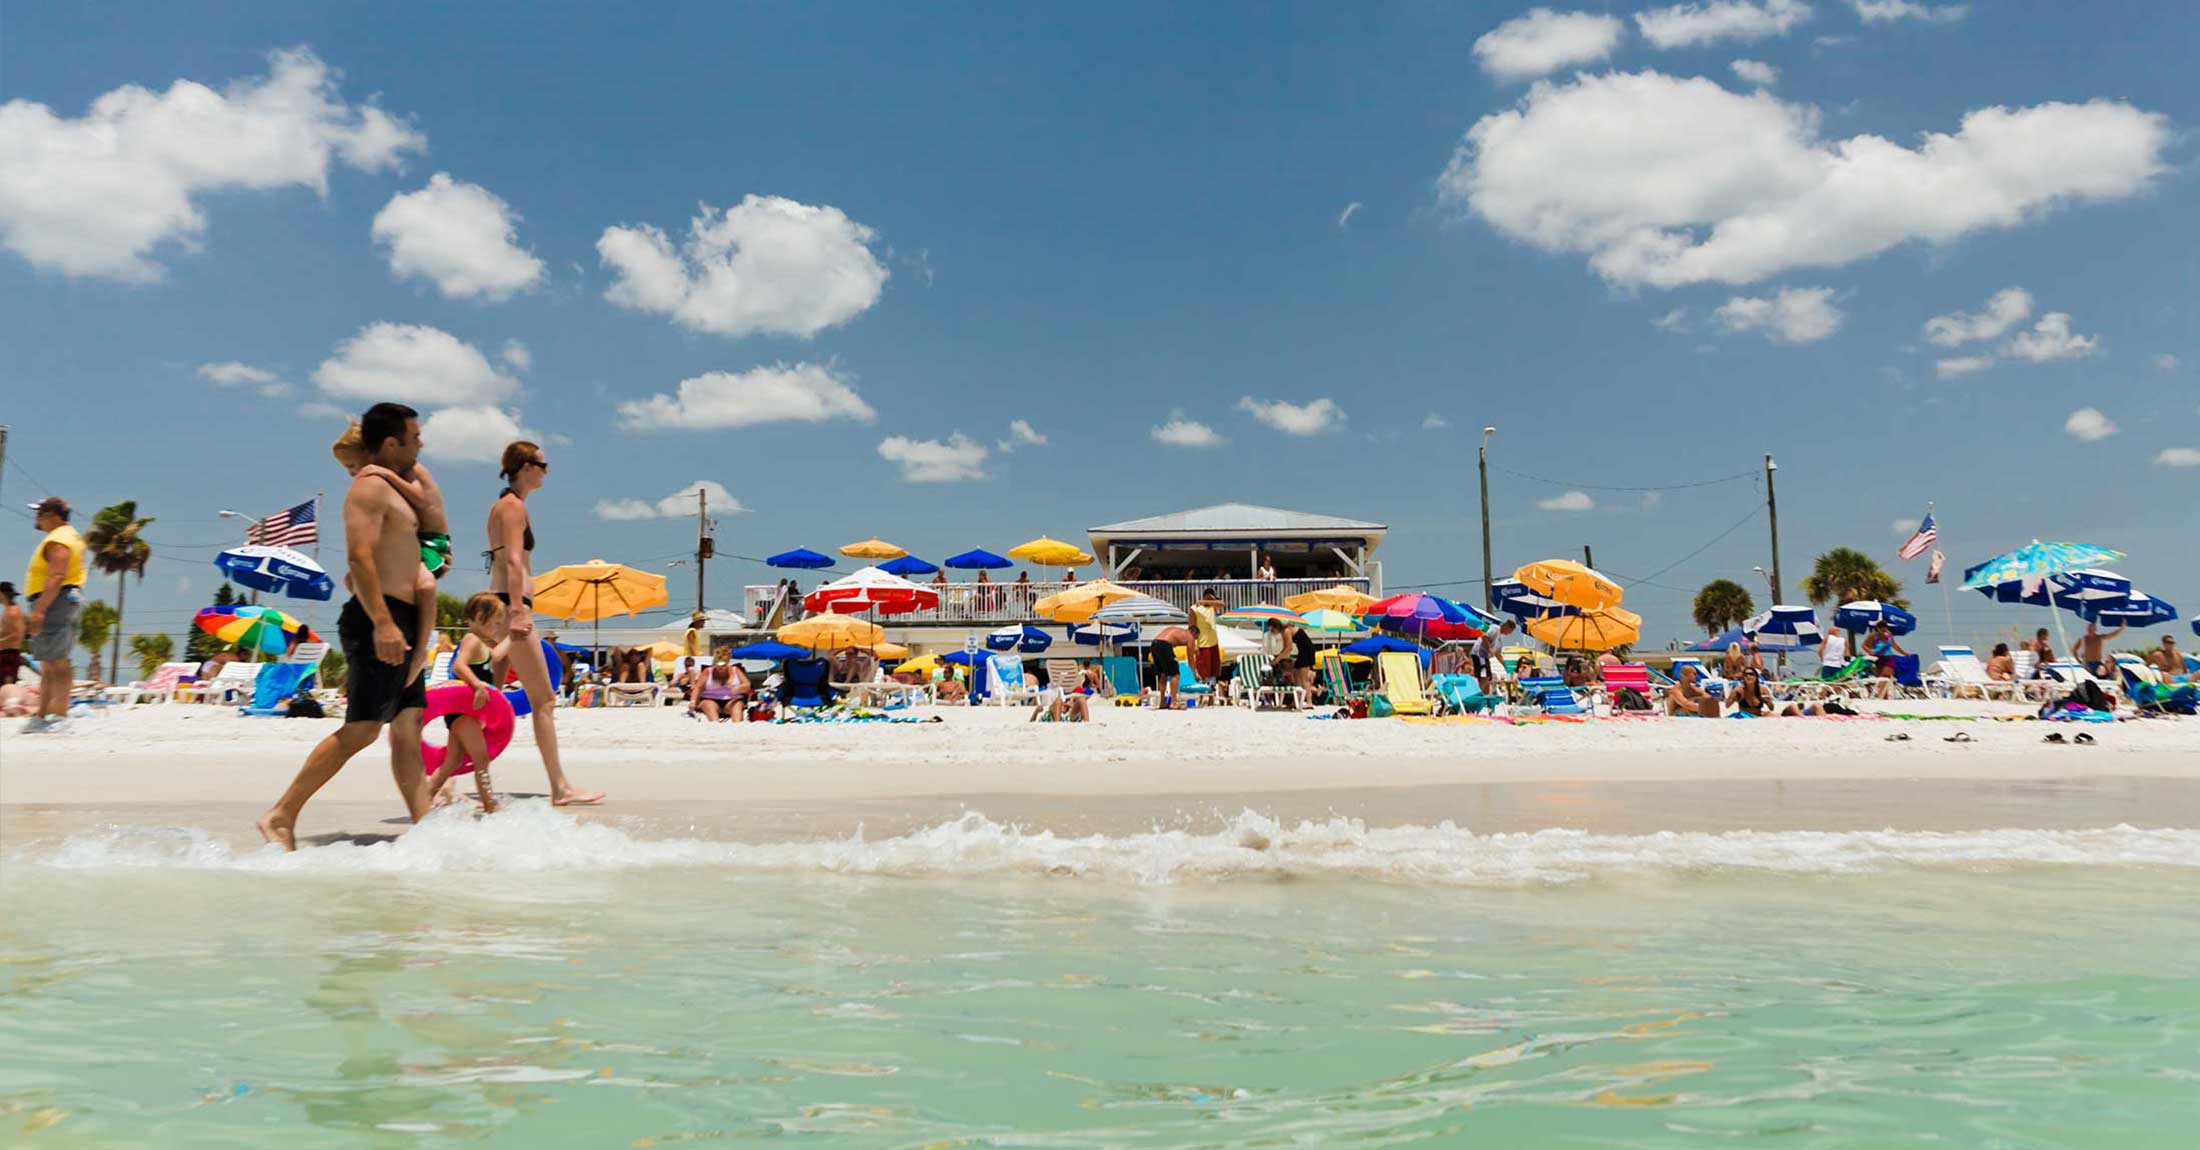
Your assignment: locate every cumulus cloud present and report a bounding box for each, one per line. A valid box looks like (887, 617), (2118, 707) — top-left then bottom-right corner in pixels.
(1890, 517), (1921, 537)
(615, 362), (875, 432)
(1440, 72), (2170, 288)
(371, 173), (543, 300)
(1653, 307), (1689, 332)
(2154, 353), (2181, 371)
(598, 194), (887, 338)
(0, 48), (420, 282)
(2005, 312), (2098, 362)
(2063, 408), (2117, 442)
(312, 322), (520, 407)
(878, 433), (989, 482)
(1152, 415), (1223, 448)
(594, 479), (744, 520)
(1636, 0), (1811, 49)
(196, 360), (290, 397)
(1473, 9), (1625, 81)
(1238, 396), (1345, 435)
(2155, 447), (2200, 468)
(996, 419), (1048, 452)
(1712, 286), (1844, 343)
(499, 339), (531, 372)
(1850, 0), (1966, 23)
(1731, 59), (1779, 86)
(1538, 490), (1596, 511)
(420, 406), (536, 464)
(1924, 287), (2032, 346)
(1934, 355), (1994, 380)
(1422, 412), (1450, 430)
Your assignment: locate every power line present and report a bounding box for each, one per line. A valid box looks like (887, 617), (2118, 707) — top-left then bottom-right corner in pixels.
(1488, 461), (1758, 493)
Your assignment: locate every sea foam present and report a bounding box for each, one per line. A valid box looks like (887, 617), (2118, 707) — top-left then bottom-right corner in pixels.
(22, 802), (2200, 886)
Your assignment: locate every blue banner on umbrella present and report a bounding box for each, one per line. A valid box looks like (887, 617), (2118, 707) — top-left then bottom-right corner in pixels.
(986, 624), (1053, 652)
(1833, 601), (1916, 634)
(213, 545), (333, 601)
(1743, 605), (1823, 650)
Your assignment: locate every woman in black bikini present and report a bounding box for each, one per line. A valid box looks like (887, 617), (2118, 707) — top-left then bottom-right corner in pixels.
(489, 440), (603, 806)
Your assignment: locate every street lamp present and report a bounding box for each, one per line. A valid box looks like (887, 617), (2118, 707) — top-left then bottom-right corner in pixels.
(1478, 427), (1497, 610)
(1752, 565), (1775, 599)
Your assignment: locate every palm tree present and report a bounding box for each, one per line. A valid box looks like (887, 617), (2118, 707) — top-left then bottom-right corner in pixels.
(1691, 579), (1755, 636)
(78, 599), (117, 681)
(84, 501), (154, 688)
(1801, 548), (1905, 608)
(128, 633), (174, 679)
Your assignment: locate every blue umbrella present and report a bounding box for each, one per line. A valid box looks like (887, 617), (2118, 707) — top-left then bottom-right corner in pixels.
(1343, 635), (1419, 656)
(1965, 565), (2130, 610)
(1961, 541), (2126, 591)
(1068, 621), (1139, 646)
(1834, 601), (1916, 635)
(1743, 605), (1822, 650)
(1686, 626), (1749, 653)
(2081, 591), (2178, 628)
(1490, 578), (1577, 620)
(766, 548), (835, 570)
(940, 649), (988, 666)
(213, 545), (333, 601)
(944, 548), (1012, 570)
(723, 640), (811, 660)
(986, 624), (1053, 653)
(879, 554), (939, 577)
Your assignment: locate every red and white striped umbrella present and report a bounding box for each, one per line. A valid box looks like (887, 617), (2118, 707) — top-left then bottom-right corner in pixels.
(804, 566), (940, 615)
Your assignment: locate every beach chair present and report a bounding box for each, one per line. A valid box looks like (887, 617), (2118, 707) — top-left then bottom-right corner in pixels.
(1516, 674), (1592, 716)
(984, 654), (1042, 707)
(1925, 646), (2018, 702)
(239, 663), (318, 716)
(1593, 663), (1658, 712)
(2114, 656), (2197, 715)
(102, 662), (196, 705)
(1233, 653), (1301, 710)
(1374, 651), (1433, 716)
(2038, 661), (2121, 707)
(1103, 655), (1142, 697)
(195, 661), (261, 706)
(1430, 673), (1502, 714)
(1315, 651), (1362, 709)
(605, 681), (659, 707)
(424, 650), (456, 688)
(777, 659), (836, 709)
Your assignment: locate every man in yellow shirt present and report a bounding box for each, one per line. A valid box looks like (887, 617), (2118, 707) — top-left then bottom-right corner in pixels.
(22, 496), (87, 733)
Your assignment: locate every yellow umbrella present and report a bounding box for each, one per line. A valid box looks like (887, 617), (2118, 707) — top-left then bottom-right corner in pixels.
(1527, 606), (1643, 652)
(1031, 578), (1141, 623)
(1513, 559), (1624, 611)
(839, 538), (908, 560)
(1008, 536), (1094, 568)
(1284, 584), (1378, 614)
(779, 614), (885, 651)
(871, 641), (911, 660)
(895, 653), (939, 676)
(532, 558), (670, 654)
(645, 641), (686, 663)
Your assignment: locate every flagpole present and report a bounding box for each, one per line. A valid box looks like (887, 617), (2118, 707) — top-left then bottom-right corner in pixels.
(1933, 502), (1954, 651)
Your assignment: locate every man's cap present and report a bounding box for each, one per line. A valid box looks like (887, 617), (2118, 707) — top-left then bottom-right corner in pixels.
(27, 496), (69, 518)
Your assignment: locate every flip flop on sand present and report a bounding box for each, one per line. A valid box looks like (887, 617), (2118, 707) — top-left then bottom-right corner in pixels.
(2043, 732), (2067, 744)
(1884, 733), (1911, 742)
(2074, 732), (2096, 745)
(1942, 732), (1973, 743)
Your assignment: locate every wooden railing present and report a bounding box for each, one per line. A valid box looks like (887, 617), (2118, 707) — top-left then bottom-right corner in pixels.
(743, 577), (1374, 628)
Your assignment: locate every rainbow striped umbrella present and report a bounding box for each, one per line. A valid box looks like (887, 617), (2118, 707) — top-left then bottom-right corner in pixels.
(1219, 604), (1302, 626)
(194, 604), (317, 655)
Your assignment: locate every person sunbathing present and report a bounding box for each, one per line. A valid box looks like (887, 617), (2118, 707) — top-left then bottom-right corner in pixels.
(1986, 643), (2017, 682)
(690, 663), (748, 721)
(1731, 668), (1829, 717)
(1665, 665), (1720, 717)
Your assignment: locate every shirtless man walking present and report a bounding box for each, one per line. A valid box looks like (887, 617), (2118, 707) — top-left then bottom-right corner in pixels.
(258, 403), (433, 850)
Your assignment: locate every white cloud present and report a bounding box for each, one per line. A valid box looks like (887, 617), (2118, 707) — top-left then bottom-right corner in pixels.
(597, 194), (887, 338)
(1636, 0), (1811, 49)
(2154, 353), (2181, 371)
(196, 360), (290, 397)
(2063, 408), (2117, 442)
(2155, 447), (2200, 468)
(1152, 415), (1223, 448)
(1712, 286), (1844, 343)
(1538, 490), (1596, 511)
(1850, 0), (1966, 23)
(1421, 412), (1450, 430)
(615, 362), (875, 432)
(1890, 517), (1920, 536)
(2004, 312), (2098, 362)
(1440, 72), (2170, 288)
(420, 406), (537, 464)
(1935, 354), (1994, 380)
(0, 48), (420, 282)
(1337, 202), (1362, 227)
(878, 433), (989, 482)
(996, 419), (1048, 452)
(499, 339), (531, 372)
(296, 400), (349, 421)
(1924, 286), (2032, 346)
(1238, 396), (1345, 435)
(371, 173), (543, 300)
(595, 479), (745, 520)
(1653, 307), (1689, 332)
(312, 323), (520, 407)
(1640, 491), (1665, 512)
(1473, 9), (1625, 81)
(1731, 59), (1779, 86)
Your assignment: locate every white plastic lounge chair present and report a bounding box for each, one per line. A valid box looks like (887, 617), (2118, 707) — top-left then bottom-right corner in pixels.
(1926, 645), (2017, 701)
(197, 662), (262, 706)
(985, 653), (1042, 707)
(102, 661), (197, 705)
(605, 681), (660, 707)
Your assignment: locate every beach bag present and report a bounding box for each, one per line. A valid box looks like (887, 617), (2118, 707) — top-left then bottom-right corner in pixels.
(284, 693), (325, 719)
(1368, 694), (1394, 718)
(1613, 687), (1651, 712)
(2062, 680), (2113, 713)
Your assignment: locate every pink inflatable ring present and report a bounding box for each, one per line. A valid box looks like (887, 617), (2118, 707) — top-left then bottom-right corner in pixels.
(420, 681), (515, 779)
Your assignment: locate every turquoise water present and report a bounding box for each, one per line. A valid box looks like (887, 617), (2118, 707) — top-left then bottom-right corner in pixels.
(6, 803), (2200, 1147)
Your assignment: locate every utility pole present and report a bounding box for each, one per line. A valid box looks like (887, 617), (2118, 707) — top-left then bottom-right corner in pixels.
(695, 486), (711, 616)
(1764, 454), (1783, 605)
(1582, 544), (1594, 569)
(1478, 427), (1496, 609)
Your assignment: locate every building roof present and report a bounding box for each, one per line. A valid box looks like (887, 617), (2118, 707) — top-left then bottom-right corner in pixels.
(1088, 502), (1386, 538)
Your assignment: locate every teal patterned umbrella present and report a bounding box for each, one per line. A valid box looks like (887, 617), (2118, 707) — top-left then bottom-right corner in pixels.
(1959, 541), (2125, 591)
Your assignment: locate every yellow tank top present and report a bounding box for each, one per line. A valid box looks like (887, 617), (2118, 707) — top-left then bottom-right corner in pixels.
(26, 524), (87, 595)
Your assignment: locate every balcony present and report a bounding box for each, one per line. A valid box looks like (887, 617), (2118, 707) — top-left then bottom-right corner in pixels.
(742, 577), (1375, 630)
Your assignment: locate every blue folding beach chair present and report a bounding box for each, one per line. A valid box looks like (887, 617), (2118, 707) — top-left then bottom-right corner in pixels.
(780, 659), (835, 710)
(1103, 655), (1142, 697)
(239, 663), (316, 716)
(1515, 675), (1592, 716)
(1430, 673), (1502, 714)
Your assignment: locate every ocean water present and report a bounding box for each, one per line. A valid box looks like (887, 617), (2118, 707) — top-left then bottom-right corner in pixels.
(6, 801), (2200, 1148)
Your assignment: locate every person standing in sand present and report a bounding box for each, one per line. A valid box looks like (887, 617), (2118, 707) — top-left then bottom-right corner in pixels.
(19, 497), (86, 734)
(0, 582), (24, 686)
(488, 440), (603, 806)
(1190, 588), (1225, 688)
(2075, 619), (2124, 680)
(258, 404), (434, 849)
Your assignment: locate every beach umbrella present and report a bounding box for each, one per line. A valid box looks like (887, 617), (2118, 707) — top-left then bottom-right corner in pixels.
(1297, 608), (1361, 632)
(1833, 600), (1916, 635)
(1741, 605), (1822, 650)
(1088, 594), (1185, 624)
(1008, 536), (1093, 568)
(212, 545), (333, 601)
(766, 547), (835, 570)
(1344, 635), (1419, 656)
(1220, 604), (1302, 626)
(1283, 584), (1378, 614)
(2191, 619), (2198, 638)
(1965, 566), (2131, 611)
(1686, 626), (1750, 653)
(1361, 593), (1488, 641)
(1512, 560), (1624, 612)
(1527, 606), (1643, 652)
(1490, 577), (1577, 621)
(778, 614), (884, 652)
(943, 548), (1013, 571)
(878, 554), (939, 577)
(1033, 579), (1141, 623)
(194, 604), (317, 656)
(940, 649), (987, 667)
(2082, 591), (2178, 628)
(1067, 621), (1139, 646)
(987, 623), (1054, 653)
(723, 640), (810, 661)
(533, 559), (670, 656)
(1961, 541), (2127, 591)
(806, 566), (940, 615)
(660, 608), (748, 636)
(872, 641), (912, 661)
(643, 641), (686, 663)
(895, 654), (940, 676)
(1214, 627), (1267, 658)
(839, 538), (908, 560)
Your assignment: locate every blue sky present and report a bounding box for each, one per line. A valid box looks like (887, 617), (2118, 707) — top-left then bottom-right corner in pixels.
(4, 1), (2195, 651)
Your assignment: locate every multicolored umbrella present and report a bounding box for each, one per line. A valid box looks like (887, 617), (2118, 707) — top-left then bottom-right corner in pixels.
(1088, 594), (1185, 624)
(1360, 593), (1490, 641)
(1512, 560), (1624, 612)
(1965, 566), (2129, 610)
(1219, 604), (1302, 626)
(213, 545), (333, 601)
(766, 548), (836, 570)
(1297, 608), (1361, 632)
(1526, 606), (1643, 652)
(194, 604), (317, 656)
(1960, 541), (2126, 590)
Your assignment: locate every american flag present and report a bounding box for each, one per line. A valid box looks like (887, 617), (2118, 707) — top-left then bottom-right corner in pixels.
(1897, 510), (1937, 561)
(246, 499), (318, 549)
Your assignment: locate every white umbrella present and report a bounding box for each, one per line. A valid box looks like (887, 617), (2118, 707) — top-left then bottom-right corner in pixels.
(805, 566), (940, 614)
(1214, 626), (1266, 658)
(1090, 594), (1186, 624)
(660, 608), (747, 633)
